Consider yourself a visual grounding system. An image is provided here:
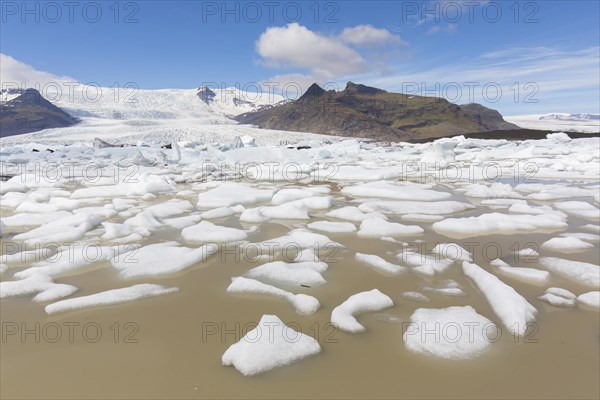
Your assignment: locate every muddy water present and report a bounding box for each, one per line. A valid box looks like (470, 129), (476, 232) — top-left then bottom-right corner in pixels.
(1, 189), (599, 399)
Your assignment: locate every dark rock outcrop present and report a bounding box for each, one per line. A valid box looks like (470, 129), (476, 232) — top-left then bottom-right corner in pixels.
(0, 89), (78, 137)
(236, 82), (519, 142)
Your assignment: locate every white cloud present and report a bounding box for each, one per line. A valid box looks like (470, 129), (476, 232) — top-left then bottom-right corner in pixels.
(339, 25), (404, 47)
(256, 23), (368, 80)
(0, 53), (74, 89)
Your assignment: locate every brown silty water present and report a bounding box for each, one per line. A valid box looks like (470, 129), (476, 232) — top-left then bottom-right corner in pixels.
(1, 185), (599, 399)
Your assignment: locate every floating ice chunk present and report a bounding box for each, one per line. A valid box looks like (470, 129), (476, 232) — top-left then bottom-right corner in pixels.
(559, 232), (600, 242)
(307, 221), (356, 233)
(45, 284), (179, 315)
(403, 306), (495, 360)
(581, 224), (600, 233)
(489, 259), (549, 286)
(226, 277), (320, 315)
(196, 183), (274, 209)
(401, 292), (430, 303)
(13, 213), (103, 245)
(272, 188), (318, 205)
(538, 257), (600, 288)
(1, 211), (72, 227)
(463, 183), (523, 199)
(546, 287), (576, 300)
(330, 289), (393, 333)
(200, 207), (235, 220)
(401, 214), (444, 222)
(0, 263), (6, 274)
(513, 247), (540, 259)
(541, 236), (594, 253)
(16, 198), (83, 213)
(358, 200), (473, 216)
(111, 241), (217, 279)
(240, 202), (309, 222)
(1, 274), (50, 297)
(325, 206), (387, 222)
(32, 284), (78, 303)
(397, 251), (454, 276)
(553, 201), (600, 221)
(420, 280), (466, 296)
(73, 206), (118, 219)
(341, 181), (451, 201)
(101, 222), (150, 240)
(433, 212), (567, 239)
(293, 248), (319, 263)
(481, 199), (527, 209)
(162, 215), (202, 229)
(1, 273), (77, 302)
(122, 211), (166, 232)
(358, 219), (423, 238)
(577, 291), (600, 310)
(538, 292), (576, 307)
(71, 175), (175, 198)
(246, 261), (327, 287)
(182, 221), (250, 243)
(1, 248), (53, 266)
(463, 261), (537, 336)
(509, 203), (567, 219)
(546, 132), (571, 141)
(221, 314), (321, 376)
(256, 229), (342, 251)
(431, 243), (473, 262)
(355, 253), (407, 275)
(420, 141), (456, 166)
(144, 199), (193, 219)
(526, 186), (598, 201)
(15, 244), (130, 279)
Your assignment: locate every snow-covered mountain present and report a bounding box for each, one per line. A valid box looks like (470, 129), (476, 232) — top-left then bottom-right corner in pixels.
(42, 84), (285, 122)
(505, 113), (600, 133)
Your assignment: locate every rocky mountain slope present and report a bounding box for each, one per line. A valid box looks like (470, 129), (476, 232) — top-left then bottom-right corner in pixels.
(0, 89), (78, 137)
(235, 82), (519, 141)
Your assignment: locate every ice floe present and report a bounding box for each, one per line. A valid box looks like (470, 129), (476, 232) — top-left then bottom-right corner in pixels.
(182, 221), (251, 243)
(538, 257), (600, 288)
(226, 277), (320, 315)
(463, 261), (537, 336)
(577, 291), (600, 310)
(433, 212), (567, 239)
(489, 259), (549, 285)
(222, 314), (321, 376)
(538, 287), (577, 308)
(330, 289), (393, 333)
(403, 306), (495, 360)
(45, 283), (179, 314)
(325, 206), (387, 222)
(111, 241), (217, 278)
(541, 237), (594, 253)
(245, 261), (328, 287)
(307, 221), (356, 233)
(355, 253), (407, 275)
(357, 219), (423, 238)
(195, 182), (274, 209)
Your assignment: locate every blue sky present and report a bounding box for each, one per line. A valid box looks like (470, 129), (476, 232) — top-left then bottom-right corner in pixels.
(1, 0), (599, 114)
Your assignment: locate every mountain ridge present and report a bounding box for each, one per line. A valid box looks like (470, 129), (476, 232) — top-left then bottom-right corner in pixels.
(235, 81), (520, 141)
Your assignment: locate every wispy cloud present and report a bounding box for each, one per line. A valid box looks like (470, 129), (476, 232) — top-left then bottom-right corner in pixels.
(361, 46), (600, 114)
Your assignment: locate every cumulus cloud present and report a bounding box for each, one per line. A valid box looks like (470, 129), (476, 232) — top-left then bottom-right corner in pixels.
(0, 53), (73, 88)
(256, 23), (368, 80)
(340, 25), (404, 47)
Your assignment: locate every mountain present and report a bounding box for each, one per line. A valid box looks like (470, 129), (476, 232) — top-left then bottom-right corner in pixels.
(459, 103), (520, 130)
(0, 89), (78, 137)
(235, 82), (519, 141)
(505, 113), (600, 133)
